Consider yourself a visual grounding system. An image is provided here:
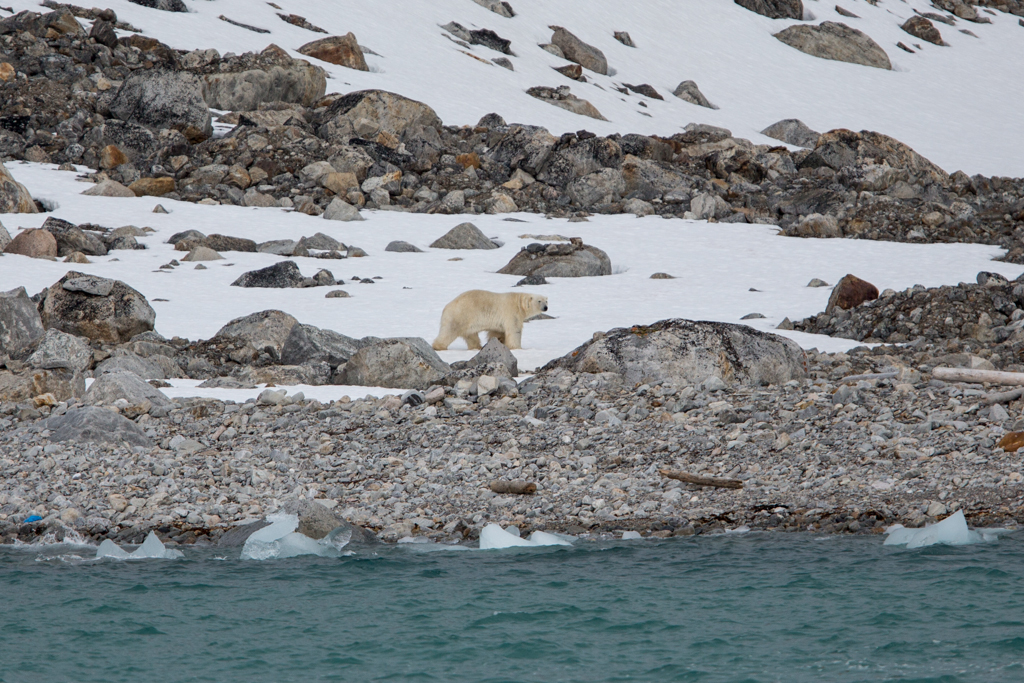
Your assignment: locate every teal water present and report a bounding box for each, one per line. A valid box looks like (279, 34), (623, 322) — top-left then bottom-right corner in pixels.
(2, 533), (1023, 683)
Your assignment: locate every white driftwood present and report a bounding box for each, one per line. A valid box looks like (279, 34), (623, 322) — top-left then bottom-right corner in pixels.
(932, 367), (1024, 386)
(983, 387), (1024, 406)
(839, 371), (898, 385)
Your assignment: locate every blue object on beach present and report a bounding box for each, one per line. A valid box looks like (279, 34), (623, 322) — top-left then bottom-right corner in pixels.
(23, 515), (42, 523)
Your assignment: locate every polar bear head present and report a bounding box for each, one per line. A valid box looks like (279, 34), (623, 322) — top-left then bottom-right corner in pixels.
(529, 294), (548, 315)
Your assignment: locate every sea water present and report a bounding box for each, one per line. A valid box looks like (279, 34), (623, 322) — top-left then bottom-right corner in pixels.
(3, 532), (1023, 683)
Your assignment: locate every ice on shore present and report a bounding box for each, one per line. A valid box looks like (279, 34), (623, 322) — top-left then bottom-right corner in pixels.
(884, 511), (1012, 548)
(479, 524), (573, 550)
(621, 531), (643, 540)
(240, 513), (349, 560)
(94, 532), (183, 560)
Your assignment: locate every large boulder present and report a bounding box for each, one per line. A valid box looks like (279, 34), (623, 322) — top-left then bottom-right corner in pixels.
(3, 229), (55, 258)
(199, 45), (327, 110)
(526, 86), (606, 121)
(734, 0), (803, 19)
(902, 16), (944, 46)
(43, 406), (151, 447)
(26, 329), (92, 373)
(801, 129), (948, 182)
(109, 69), (213, 139)
(281, 499), (377, 543)
(0, 367), (83, 402)
(40, 217), (108, 257)
(544, 319), (806, 386)
(536, 135), (622, 188)
(231, 261), (305, 288)
(0, 160), (37, 213)
(774, 22), (891, 70)
(825, 274), (879, 312)
(550, 26), (608, 75)
(317, 90), (443, 146)
(84, 370), (171, 407)
(672, 81), (717, 109)
(497, 240), (611, 278)
(39, 272), (156, 344)
(212, 310), (299, 358)
(95, 352), (166, 380)
(0, 287), (45, 354)
(487, 125), (558, 176)
(429, 222), (498, 250)
(298, 33), (368, 71)
(339, 338), (450, 390)
(761, 119), (821, 148)
(280, 323), (363, 369)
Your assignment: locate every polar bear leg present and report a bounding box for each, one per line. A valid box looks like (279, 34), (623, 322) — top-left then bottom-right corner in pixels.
(486, 330), (506, 345)
(462, 333), (483, 350)
(432, 316), (459, 350)
(503, 321), (523, 350)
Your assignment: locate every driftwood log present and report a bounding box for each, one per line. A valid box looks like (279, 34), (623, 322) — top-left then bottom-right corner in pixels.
(984, 387), (1024, 405)
(932, 367), (1024, 386)
(838, 371), (898, 385)
(659, 469), (743, 489)
(489, 480), (537, 495)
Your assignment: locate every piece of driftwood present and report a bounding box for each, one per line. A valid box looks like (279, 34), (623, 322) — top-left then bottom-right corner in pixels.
(983, 387), (1024, 405)
(839, 371), (898, 385)
(932, 367), (1024, 386)
(659, 469), (743, 489)
(489, 480), (537, 495)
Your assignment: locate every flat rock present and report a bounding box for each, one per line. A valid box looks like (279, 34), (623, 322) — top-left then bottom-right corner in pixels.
(231, 260), (305, 288)
(43, 406), (152, 447)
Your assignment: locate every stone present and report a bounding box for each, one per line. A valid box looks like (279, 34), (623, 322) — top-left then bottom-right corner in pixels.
(430, 223), (498, 250)
(526, 86), (606, 120)
(64, 252), (91, 264)
(63, 275), (114, 297)
(26, 329), (92, 374)
(672, 81), (717, 109)
(472, 0), (515, 18)
(200, 44), (326, 110)
(0, 366), (83, 402)
(554, 63), (584, 80)
(40, 218), (108, 257)
(465, 337), (519, 377)
(442, 22), (513, 54)
(3, 229), (56, 258)
(441, 190), (466, 212)
(323, 197), (364, 221)
(623, 198), (655, 217)
(128, 0), (187, 11)
(997, 432), (1024, 453)
(129, 177), (176, 197)
(82, 179), (136, 197)
(0, 62), (14, 82)
(0, 287), (45, 354)
(258, 240), (306, 257)
(213, 310), (299, 357)
(614, 31), (635, 47)
(325, 290), (350, 298)
(486, 193), (518, 214)
(902, 16), (944, 46)
(544, 319), (806, 386)
(320, 171), (359, 195)
(110, 69), (213, 139)
(807, 278), (830, 287)
(550, 26), (608, 75)
(339, 338), (451, 390)
(802, 129), (948, 182)
(298, 33), (369, 71)
(85, 370), (171, 407)
(99, 145), (128, 170)
(95, 353), (166, 380)
(317, 90), (443, 146)
(40, 271), (155, 344)
(761, 119), (821, 148)
(735, 0), (803, 19)
(281, 499), (377, 543)
(0, 221), (9, 251)
(385, 240), (424, 253)
(795, 213), (841, 238)
(200, 235), (258, 253)
(926, 501), (947, 518)
(43, 406), (151, 447)
(498, 241), (611, 278)
(231, 261), (305, 288)
(181, 246), (224, 262)
(566, 168), (625, 208)
(280, 324), (363, 369)
(0, 160), (38, 213)
(826, 274), (879, 313)
(774, 22), (892, 70)
(487, 125), (558, 176)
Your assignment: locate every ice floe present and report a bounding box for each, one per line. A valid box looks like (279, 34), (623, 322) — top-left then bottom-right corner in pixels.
(884, 511), (1014, 548)
(240, 513), (352, 560)
(478, 524), (574, 550)
(95, 532), (183, 560)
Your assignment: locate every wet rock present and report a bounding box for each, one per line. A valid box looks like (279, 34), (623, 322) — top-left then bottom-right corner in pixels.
(498, 240), (611, 277)
(3, 229), (55, 258)
(0, 161), (38, 213)
(26, 329), (91, 374)
(826, 274), (879, 313)
(735, 0), (804, 19)
(298, 33), (369, 71)
(109, 69), (213, 139)
(40, 272), (155, 344)
(550, 26), (608, 75)
(429, 222), (498, 250)
(339, 337), (450, 389)
(43, 405), (151, 447)
(231, 261), (305, 288)
(0, 287), (45, 354)
(774, 22), (892, 70)
(85, 370), (171, 407)
(761, 119), (821, 148)
(672, 81), (717, 109)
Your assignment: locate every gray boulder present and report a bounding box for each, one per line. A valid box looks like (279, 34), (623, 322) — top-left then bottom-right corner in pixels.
(199, 45), (326, 111)
(317, 90), (443, 146)
(323, 198), (364, 222)
(297, 233), (343, 251)
(44, 406), (152, 447)
(566, 168), (625, 207)
(213, 310), (299, 358)
(281, 499), (378, 543)
(339, 338), (450, 390)
(26, 329), (92, 374)
(95, 352), (166, 380)
(774, 22), (892, 70)
(40, 217), (107, 257)
(497, 241), (611, 278)
(487, 125), (558, 176)
(527, 86), (606, 121)
(128, 0), (187, 11)
(280, 323), (363, 369)
(465, 337), (518, 377)
(672, 81), (718, 109)
(544, 319), (806, 386)
(734, 0), (803, 19)
(109, 69), (213, 139)
(0, 159), (37, 213)
(40, 272), (155, 344)
(761, 119), (821, 148)
(231, 261), (305, 288)
(385, 240), (423, 253)
(429, 223), (498, 250)
(472, 0), (515, 17)
(0, 367), (83, 402)
(84, 370), (171, 407)
(0, 286), (45, 354)
(550, 26), (608, 75)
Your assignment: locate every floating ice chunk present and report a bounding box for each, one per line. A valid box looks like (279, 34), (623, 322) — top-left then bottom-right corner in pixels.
(246, 513), (298, 543)
(621, 531), (642, 540)
(526, 530), (573, 546)
(323, 525), (353, 550)
(479, 524), (574, 549)
(883, 511), (1002, 548)
(726, 525), (751, 534)
(275, 532), (341, 559)
(95, 539), (131, 559)
(397, 536), (429, 544)
(504, 526), (521, 537)
(94, 532), (183, 560)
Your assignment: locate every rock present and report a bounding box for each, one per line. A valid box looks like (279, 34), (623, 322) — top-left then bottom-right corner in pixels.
(826, 274), (879, 312)
(99, 145), (128, 170)
(109, 69), (213, 139)
(385, 240), (423, 253)
(213, 310), (298, 358)
(85, 370), (171, 407)
(735, 0), (804, 19)
(623, 198), (655, 217)
(544, 319), (806, 386)
(233, 363), (331, 387)
(997, 432), (1024, 453)
(325, 290), (350, 298)
(297, 33), (369, 71)
(168, 229), (206, 245)
(323, 197), (364, 221)
(128, 0), (187, 12)
(280, 323), (363, 369)
(550, 26), (608, 75)
(902, 16), (944, 46)
(26, 329), (92, 373)
(320, 171), (359, 195)
(441, 22), (513, 54)
(807, 278), (830, 287)
(614, 31), (635, 47)
(430, 222), (498, 250)
(43, 406), (151, 447)
(3, 229), (56, 258)
(487, 193), (518, 214)
(672, 81), (717, 109)
(217, 519), (271, 547)
(281, 499), (377, 543)
(200, 235), (258, 253)
(472, 0), (515, 18)
(82, 179), (136, 197)
(231, 261), (305, 288)
(40, 272), (155, 344)
(40, 217), (108, 257)
(795, 213), (841, 237)
(466, 337), (519, 377)
(498, 241), (611, 278)
(441, 190), (466, 212)
(339, 338), (450, 390)
(317, 90), (443, 147)
(0, 161), (38, 213)
(566, 168), (625, 207)
(0, 287), (45, 354)
(64, 252), (92, 264)
(0, 367), (83, 402)
(526, 86), (606, 120)
(297, 233), (343, 252)
(774, 22), (892, 70)
(650, 273), (676, 279)
(95, 353), (165, 380)
(488, 125), (558, 176)
(761, 119), (821, 148)
(554, 63), (584, 80)
(802, 129), (948, 182)
(129, 177), (176, 197)
(0, 221), (9, 250)
(181, 246), (224, 262)
(258, 240), (306, 257)
(200, 44), (327, 110)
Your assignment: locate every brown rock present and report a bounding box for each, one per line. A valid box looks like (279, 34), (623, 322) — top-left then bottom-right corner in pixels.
(99, 145), (129, 170)
(456, 153), (481, 170)
(297, 33), (369, 71)
(554, 63), (584, 80)
(0, 368), (84, 403)
(4, 229), (57, 258)
(826, 274), (879, 312)
(0, 161), (38, 213)
(997, 432), (1024, 453)
(320, 172), (359, 195)
(0, 62), (14, 82)
(901, 16), (944, 46)
(129, 177), (176, 197)
(64, 251), (92, 264)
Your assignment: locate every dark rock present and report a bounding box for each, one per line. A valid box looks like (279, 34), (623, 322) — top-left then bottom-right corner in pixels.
(43, 406), (151, 447)
(231, 261), (305, 288)
(89, 19), (118, 48)
(624, 83), (664, 100)
(217, 519), (271, 547)
(339, 337), (450, 389)
(516, 275), (549, 286)
(901, 16), (945, 46)
(109, 69), (213, 139)
(40, 217), (107, 257)
(802, 129), (948, 182)
(429, 222), (498, 250)
(0, 287), (45, 354)
(40, 272), (155, 344)
(826, 274), (879, 312)
(498, 240), (611, 277)
(735, 0), (803, 19)
(280, 323), (363, 369)
(441, 22), (513, 54)
(385, 240), (424, 253)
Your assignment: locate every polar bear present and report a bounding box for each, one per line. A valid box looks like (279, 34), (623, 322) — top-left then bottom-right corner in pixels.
(432, 290), (548, 351)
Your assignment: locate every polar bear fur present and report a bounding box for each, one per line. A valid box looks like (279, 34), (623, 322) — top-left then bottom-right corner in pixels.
(432, 290), (548, 351)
